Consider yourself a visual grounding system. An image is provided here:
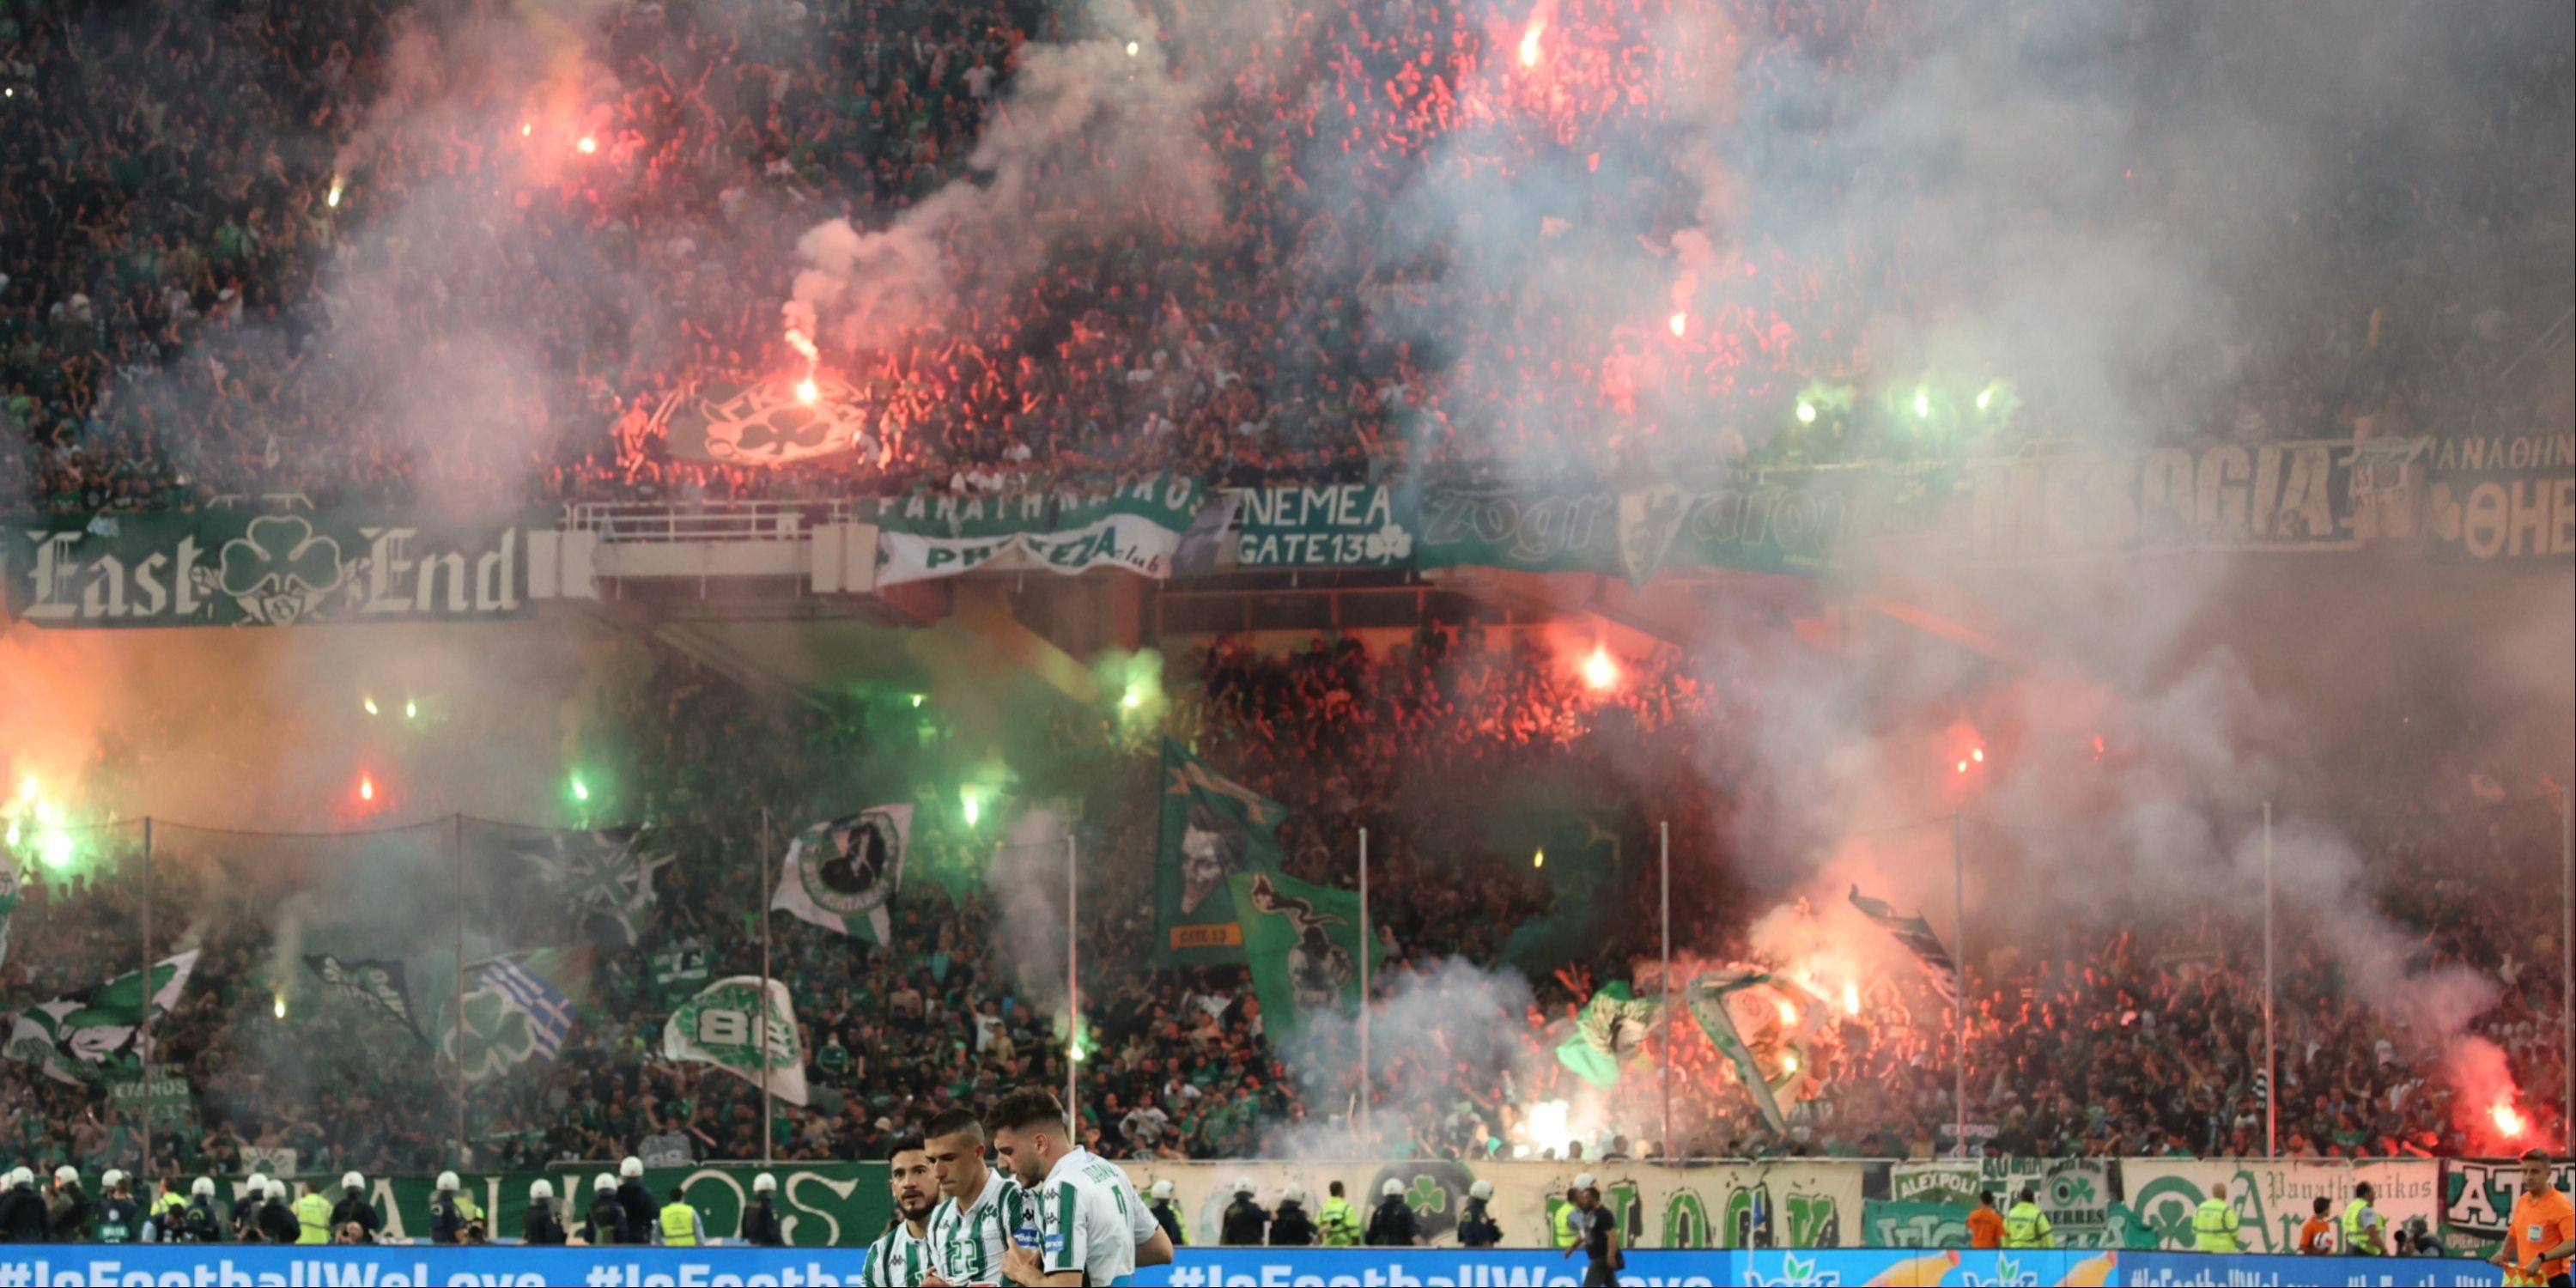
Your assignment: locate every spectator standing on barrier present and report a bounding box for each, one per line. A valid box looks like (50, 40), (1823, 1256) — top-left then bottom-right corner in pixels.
(1221, 1176), (1269, 1245)
(524, 1181), (568, 1246)
(332, 1174), (380, 1243)
(2342, 1182), (2387, 1257)
(95, 1171), (137, 1244)
(1968, 1193), (2004, 1249)
(1271, 1185), (1317, 1247)
(1457, 1180), (1501, 1249)
(1318, 1181), (1361, 1246)
(1148, 1180), (1187, 1248)
(2299, 1196), (2336, 1255)
(2194, 1182), (2243, 1254)
(2002, 1187), (2052, 1249)
(741, 1173), (786, 1247)
(2498, 1149), (2574, 1288)
(1562, 1186), (1621, 1288)
(1365, 1177), (1418, 1247)
(585, 1174), (634, 1245)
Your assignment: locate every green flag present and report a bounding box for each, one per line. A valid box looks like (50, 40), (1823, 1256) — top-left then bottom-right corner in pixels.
(1686, 969), (1791, 1134)
(1554, 981), (1660, 1088)
(1230, 872), (1382, 1042)
(1157, 739), (1285, 965)
(664, 976), (808, 1106)
(5, 951), (199, 1085)
(0, 850), (18, 973)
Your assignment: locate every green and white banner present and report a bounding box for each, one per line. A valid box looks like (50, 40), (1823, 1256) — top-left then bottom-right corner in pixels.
(2119, 1160), (2437, 1254)
(664, 975), (807, 1106)
(1886, 1158), (2118, 1247)
(868, 475), (1209, 585)
(1230, 872), (1382, 1043)
(1225, 483), (1415, 568)
(1156, 739), (1285, 966)
(4, 951), (198, 1084)
(107, 1063), (196, 1125)
(771, 806), (910, 945)
(4, 510), (547, 627)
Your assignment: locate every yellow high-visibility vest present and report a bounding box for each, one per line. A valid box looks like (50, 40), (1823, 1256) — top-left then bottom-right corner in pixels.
(2002, 1201), (2052, 1249)
(294, 1193), (331, 1245)
(2341, 1200), (2380, 1255)
(659, 1201), (699, 1247)
(2193, 1197), (2238, 1253)
(1553, 1203), (1580, 1249)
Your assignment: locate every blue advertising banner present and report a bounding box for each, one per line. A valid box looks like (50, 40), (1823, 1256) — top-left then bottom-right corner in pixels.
(0, 1245), (2506, 1287)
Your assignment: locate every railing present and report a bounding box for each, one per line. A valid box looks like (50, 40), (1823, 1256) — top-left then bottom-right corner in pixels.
(560, 501), (860, 544)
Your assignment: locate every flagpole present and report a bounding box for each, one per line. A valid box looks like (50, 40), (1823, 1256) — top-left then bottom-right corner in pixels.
(1951, 811), (1966, 1160)
(1659, 820), (1673, 1159)
(1358, 826), (1371, 1155)
(760, 808), (775, 1169)
(453, 812), (468, 1173)
(2263, 801), (2276, 1158)
(138, 817), (153, 1180)
(1065, 831), (1078, 1124)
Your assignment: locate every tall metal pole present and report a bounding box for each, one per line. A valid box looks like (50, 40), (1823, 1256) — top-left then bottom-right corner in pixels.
(1952, 811), (1966, 1158)
(2263, 802), (2277, 1158)
(760, 809), (774, 1167)
(1358, 827), (1372, 1153)
(2562, 785), (2573, 1158)
(1659, 821), (1673, 1158)
(138, 817), (153, 1179)
(452, 813), (468, 1173)
(1066, 832), (1078, 1123)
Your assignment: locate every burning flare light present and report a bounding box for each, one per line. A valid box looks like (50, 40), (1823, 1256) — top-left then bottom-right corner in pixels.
(1668, 311), (1688, 337)
(576, 135), (598, 155)
(1582, 647), (1619, 691)
(2492, 1101), (2527, 1138)
(1518, 18), (1544, 68)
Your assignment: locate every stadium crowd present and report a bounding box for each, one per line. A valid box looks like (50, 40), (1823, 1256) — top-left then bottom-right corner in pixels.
(3, 623), (2566, 1182)
(2, 0), (2567, 513)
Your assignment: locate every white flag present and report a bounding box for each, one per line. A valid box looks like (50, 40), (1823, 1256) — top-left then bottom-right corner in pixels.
(772, 806), (911, 945)
(663, 976), (808, 1106)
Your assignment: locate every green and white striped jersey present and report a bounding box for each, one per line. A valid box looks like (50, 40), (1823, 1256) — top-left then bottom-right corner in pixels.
(860, 1218), (927, 1286)
(1036, 1147), (1139, 1285)
(926, 1168), (1031, 1283)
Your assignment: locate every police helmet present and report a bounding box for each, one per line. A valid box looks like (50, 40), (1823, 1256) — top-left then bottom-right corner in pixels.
(343, 1172), (365, 1193)
(1150, 1179), (1176, 1201)
(1232, 1176), (1256, 1196)
(192, 1177), (216, 1198)
(594, 1173), (618, 1193)
(436, 1171), (460, 1193)
(754, 1173), (778, 1194)
(1282, 1184), (1309, 1206)
(1470, 1179), (1494, 1200)
(1382, 1178), (1405, 1199)
(619, 1157), (645, 1179)
(531, 1180), (555, 1201)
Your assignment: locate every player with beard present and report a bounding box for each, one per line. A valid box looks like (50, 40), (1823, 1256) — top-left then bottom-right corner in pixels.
(988, 1089), (1173, 1285)
(860, 1139), (937, 1287)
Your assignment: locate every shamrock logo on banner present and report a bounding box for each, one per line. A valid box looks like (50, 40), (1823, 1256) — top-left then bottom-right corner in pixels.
(444, 989), (541, 1082)
(216, 515), (345, 624)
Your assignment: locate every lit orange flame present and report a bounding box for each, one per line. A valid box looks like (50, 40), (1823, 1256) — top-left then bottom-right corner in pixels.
(795, 379), (820, 404)
(1581, 647), (1618, 691)
(1842, 982), (1860, 1015)
(1955, 760), (1969, 774)
(520, 122), (533, 138)
(1776, 1000), (1798, 1026)
(1518, 19), (1543, 67)
(358, 775), (375, 803)
(1971, 747), (1984, 763)
(2493, 1101), (2526, 1138)
(2092, 734), (2105, 761)
(1668, 311), (1687, 337)
(576, 135), (598, 155)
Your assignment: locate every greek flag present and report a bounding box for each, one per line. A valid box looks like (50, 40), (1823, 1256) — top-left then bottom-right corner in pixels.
(484, 957), (575, 1060)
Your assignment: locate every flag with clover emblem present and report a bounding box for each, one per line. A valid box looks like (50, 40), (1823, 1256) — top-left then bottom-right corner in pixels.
(5, 951), (198, 1085)
(771, 807), (911, 945)
(1554, 981), (1661, 1088)
(663, 976), (808, 1106)
(441, 949), (592, 1083)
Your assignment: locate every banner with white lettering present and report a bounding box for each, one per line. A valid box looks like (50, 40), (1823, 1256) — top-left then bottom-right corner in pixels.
(1224, 483), (1416, 569)
(3, 510), (543, 627)
(1953, 439), (2378, 563)
(866, 474), (1209, 586)
(2418, 431), (2575, 562)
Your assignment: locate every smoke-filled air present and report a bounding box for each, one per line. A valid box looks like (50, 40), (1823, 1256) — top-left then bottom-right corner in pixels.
(0, 0), (2570, 1267)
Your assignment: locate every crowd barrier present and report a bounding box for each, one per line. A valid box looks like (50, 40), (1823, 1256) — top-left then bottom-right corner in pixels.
(0, 1246), (2509, 1287)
